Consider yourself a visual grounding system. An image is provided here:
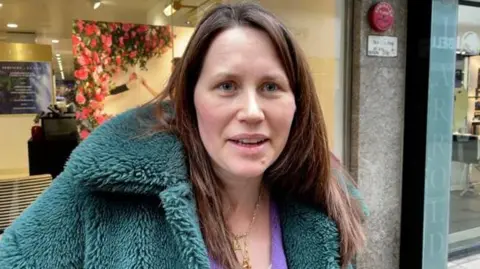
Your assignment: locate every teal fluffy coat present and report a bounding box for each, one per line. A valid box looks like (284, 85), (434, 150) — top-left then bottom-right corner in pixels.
(0, 105), (363, 268)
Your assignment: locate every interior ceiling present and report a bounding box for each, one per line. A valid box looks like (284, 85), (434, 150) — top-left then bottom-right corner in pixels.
(0, 1), (479, 81)
(0, 0), (208, 80)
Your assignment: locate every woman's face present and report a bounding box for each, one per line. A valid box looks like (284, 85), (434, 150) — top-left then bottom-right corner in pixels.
(194, 26), (296, 182)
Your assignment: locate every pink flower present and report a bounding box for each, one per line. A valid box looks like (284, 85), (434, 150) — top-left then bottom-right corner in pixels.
(119, 37), (124, 47)
(122, 23), (132, 32)
(74, 68), (89, 80)
(80, 129), (90, 140)
(89, 100), (101, 110)
(75, 93), (86, 105)
(83, 47), (92, 57)
(92, 71), (99, 82)
(76, 20), (85, 33)
(75, 111), (85, 120)
(72, 34), (82, 48)
(81, 108), (91, 118)
(93, 52), (100, 65)
(103, 47), (111, 56)
(129, 51), (137, 58)
(77, 54), (91, 66)
(131, 31), (136, 38)
(109, 23), (116, 32)
(103, 56), (111, 66)
(90, 38), (97, 48)
(95, 114), (106, 125)
(101, 34), (112, 47)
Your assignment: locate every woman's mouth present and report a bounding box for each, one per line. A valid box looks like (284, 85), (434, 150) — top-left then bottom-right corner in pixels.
(228, 138), (269, 147)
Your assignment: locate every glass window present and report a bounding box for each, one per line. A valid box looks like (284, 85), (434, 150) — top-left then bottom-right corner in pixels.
(449, 3), (480, 259)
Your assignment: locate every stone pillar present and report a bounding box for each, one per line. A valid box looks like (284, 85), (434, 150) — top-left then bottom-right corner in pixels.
(349, 0), (407, 268)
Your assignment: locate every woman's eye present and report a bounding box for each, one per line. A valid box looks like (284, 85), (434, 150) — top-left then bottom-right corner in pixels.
(263, 83), (278, 92)
(218, 82), (236, 92)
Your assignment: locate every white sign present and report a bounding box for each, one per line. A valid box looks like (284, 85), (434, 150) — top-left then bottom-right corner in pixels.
(367, 35), (398, 57)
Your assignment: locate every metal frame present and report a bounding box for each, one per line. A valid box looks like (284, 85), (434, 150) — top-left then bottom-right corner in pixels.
(459, 0), (480, 7)
(343, 0), (354, 170)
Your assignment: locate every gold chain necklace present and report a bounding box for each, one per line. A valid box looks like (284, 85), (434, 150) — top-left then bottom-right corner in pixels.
(232, 187), (263, 269)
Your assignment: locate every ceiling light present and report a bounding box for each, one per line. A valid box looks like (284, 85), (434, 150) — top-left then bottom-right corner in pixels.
(163, 4), (177, 16)
(52, 39), (59, 44)
(56, 53), (61, 57)
(7, 23), (18, 28)
(93, 0), (101, 10)
(0, 3), (3, 8)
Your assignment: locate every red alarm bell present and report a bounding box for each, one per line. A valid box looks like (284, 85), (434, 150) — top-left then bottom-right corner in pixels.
(369, 2), (394, 32)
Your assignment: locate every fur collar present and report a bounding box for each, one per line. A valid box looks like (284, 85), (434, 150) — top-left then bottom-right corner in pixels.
(67, 104), (186, 195)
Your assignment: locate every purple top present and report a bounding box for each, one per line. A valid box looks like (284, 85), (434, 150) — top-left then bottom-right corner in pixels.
(209, 201), (288, 269)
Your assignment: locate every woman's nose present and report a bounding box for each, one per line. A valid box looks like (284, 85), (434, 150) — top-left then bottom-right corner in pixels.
(236, 90), (265, 124)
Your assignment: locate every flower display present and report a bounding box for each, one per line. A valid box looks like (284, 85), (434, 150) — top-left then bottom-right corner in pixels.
(72, 20), (174, 138)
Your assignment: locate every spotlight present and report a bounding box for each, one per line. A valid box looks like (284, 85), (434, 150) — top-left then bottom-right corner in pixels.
(93, 0), (101, 10)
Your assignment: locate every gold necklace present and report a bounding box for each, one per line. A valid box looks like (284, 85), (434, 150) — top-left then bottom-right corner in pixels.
(232, 187), (263, 269)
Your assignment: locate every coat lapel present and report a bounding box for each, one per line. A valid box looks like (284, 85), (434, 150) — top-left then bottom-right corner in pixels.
(158, 182), (211, 269)
(279, 201), (342, 269)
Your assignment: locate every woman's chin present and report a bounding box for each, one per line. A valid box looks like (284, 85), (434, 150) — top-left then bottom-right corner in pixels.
(226, 164), (268, 181)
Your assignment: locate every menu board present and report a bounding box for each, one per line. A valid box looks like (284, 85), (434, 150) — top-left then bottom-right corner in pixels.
(0, 61), (52, 114)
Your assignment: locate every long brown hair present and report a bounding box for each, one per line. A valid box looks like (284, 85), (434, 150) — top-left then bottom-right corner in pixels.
(154, 2), (365, 268)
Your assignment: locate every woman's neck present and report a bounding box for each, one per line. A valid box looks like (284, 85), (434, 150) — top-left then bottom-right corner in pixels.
(219, 175), (267, 235)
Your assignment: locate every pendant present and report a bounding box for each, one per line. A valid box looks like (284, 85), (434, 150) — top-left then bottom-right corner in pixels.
(233, 238), (242, 251)
(242, 258), (252, 269)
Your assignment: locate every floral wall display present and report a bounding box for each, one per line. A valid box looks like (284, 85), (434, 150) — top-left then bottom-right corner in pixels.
(72, 20), (174, 139)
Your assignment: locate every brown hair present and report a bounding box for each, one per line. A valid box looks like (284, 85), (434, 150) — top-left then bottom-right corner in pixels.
(155, 2), (365, 268)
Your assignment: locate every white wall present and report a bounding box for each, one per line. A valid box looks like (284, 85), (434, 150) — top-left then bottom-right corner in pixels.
(258, 0), (345, 158)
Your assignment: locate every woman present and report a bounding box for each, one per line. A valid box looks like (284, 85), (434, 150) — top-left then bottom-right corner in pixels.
(0, 3), (366, 269)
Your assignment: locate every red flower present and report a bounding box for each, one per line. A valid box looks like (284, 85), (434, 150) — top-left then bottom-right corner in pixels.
(159, 39), (165, 47)
(85, 24), (98, 36)
(90, 38), (97, 48)
(119, 37), (124, 47)
(129, 51), (137, 58)
(94, 92), (104, 103)
(74, 68), (89, 80)
(75, 92), (86, 105)
(77, 54), (91, 66)
(131, 31), (136, 38)
(81, 107), (91, 118)
(80, 129), (90, 140)
(137, 25), (148, 33)
(122, 23), (132, 32)
(116, 56), (121, 66)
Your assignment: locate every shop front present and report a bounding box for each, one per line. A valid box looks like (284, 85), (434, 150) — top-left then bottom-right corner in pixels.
(401, 0), (480, 268)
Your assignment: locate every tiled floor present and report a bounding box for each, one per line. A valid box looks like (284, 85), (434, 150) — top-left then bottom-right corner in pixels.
(449, 254), (480, 269)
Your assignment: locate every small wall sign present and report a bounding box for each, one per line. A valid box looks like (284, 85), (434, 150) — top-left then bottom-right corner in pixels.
(367, 35), (398, 57)
(369, 2), (394, 32)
